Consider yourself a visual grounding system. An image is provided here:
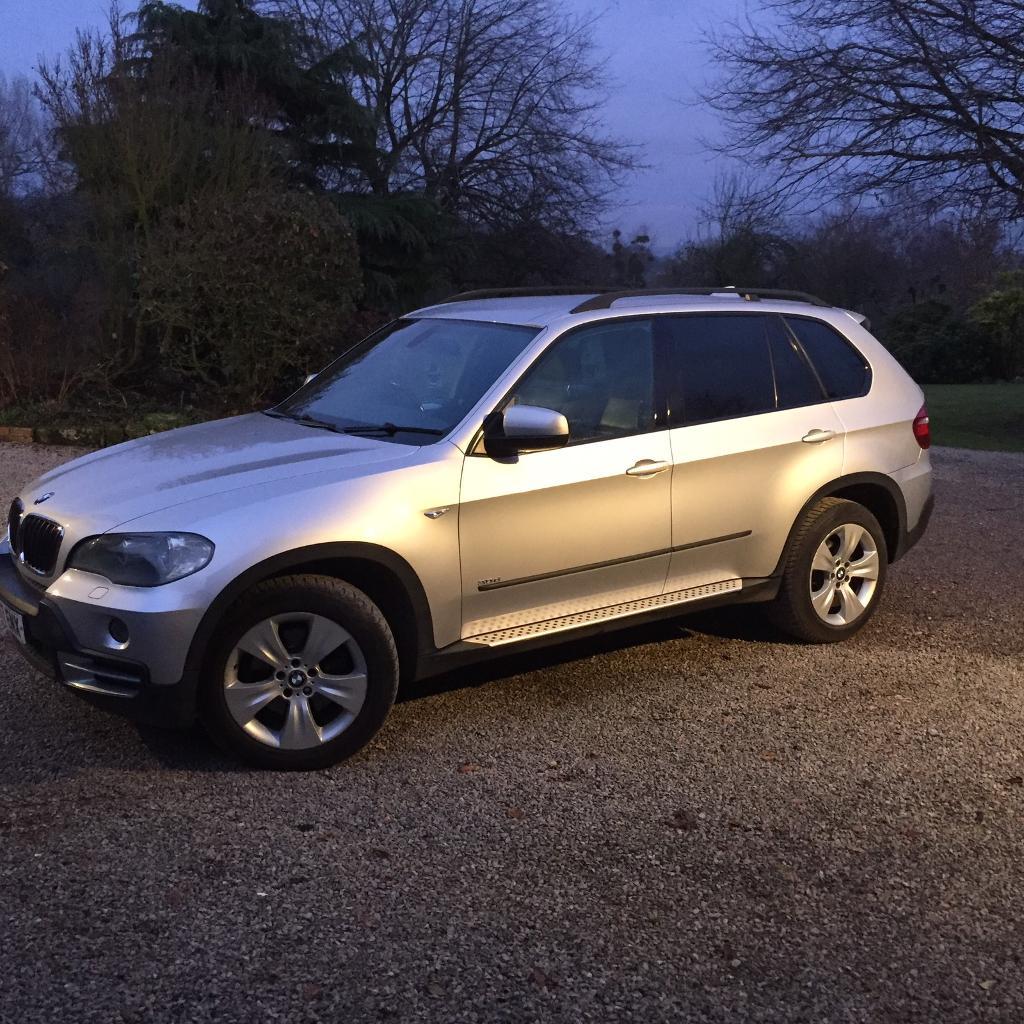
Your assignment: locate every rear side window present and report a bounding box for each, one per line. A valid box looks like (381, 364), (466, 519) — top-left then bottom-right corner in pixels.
(665, 315), (775, 425)
(767, 316), (826, 409)
(785, 317), (871, 400)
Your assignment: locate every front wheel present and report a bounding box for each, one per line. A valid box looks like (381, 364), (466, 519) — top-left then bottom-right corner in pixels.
(766, 497), (888, 643)
(201, 575), (399, 769)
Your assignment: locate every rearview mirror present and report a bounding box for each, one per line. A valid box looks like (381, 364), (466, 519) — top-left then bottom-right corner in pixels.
(484, 405), (569, 458)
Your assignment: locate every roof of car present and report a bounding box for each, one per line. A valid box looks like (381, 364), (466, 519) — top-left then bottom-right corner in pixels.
(410, 293), (605, 326)
(408, 288), (853, 328)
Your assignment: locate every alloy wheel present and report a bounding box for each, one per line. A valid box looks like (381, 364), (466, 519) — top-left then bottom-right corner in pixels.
(808, 522), (880, 626)
(223, 613), (368, 750)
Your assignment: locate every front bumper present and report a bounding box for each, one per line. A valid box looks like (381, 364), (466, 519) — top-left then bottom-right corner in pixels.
(0, 544), (198, 727)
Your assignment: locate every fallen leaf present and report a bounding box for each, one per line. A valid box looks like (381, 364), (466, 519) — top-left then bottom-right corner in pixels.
(759, 750), (778, 761)
(980, 979), (996, 992)
(669, 809), (698, 830)
(529, 966), (558, 990)
(457, 762), (481, 774)
(300, 982), (322, 1000)
(505, 806), (526, 820)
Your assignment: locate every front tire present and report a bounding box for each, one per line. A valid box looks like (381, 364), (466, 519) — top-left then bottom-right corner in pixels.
(766, 497), (887, 643)
(201, 575), (399, 769)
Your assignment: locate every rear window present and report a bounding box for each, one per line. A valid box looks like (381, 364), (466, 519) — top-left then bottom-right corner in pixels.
(785, 317), (871, 400)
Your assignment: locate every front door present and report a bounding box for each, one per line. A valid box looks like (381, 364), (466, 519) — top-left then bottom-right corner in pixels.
(459, 318), (673, 638)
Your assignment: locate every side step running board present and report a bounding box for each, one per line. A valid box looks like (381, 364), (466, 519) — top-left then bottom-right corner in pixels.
(464, 579), (742, 647)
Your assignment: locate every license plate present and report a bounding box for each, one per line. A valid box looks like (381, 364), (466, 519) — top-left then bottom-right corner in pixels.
(1, 602), (26, 646)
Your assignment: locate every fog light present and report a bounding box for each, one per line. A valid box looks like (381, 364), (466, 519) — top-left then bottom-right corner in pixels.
(108, 618), (130, 645)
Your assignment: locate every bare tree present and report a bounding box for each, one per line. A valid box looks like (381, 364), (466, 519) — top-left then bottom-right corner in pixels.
(705, 0), (1024, 218)
(269, 0), (635, 230)
(0, 73), (46, 198)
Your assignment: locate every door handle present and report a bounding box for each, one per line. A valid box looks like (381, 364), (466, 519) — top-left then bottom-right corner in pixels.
(626, 459), (671, 477)
(801, 429), (837, 444)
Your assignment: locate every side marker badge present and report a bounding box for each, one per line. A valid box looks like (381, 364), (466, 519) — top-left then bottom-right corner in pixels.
(424, 507), (451, 520)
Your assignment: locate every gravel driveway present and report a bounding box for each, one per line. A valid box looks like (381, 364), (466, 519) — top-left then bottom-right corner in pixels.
(1, 442), (1021, 1024)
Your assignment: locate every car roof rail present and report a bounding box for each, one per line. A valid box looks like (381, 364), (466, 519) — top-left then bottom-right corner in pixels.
(436, 286), (614, 304)
(569, 286), (832, 313)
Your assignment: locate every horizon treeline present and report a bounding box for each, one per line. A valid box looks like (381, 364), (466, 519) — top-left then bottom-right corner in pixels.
(0, 0), (1022, 416)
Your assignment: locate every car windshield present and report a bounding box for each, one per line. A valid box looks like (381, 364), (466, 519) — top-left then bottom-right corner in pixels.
(271, 317), (541, 444)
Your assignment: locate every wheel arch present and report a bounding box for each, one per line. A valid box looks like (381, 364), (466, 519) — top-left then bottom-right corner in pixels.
(775, 472), (907, 574)
(183, 542), (434, 688)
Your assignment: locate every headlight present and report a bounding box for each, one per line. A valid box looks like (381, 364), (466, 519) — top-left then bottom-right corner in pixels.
(69, 533), (214, 587)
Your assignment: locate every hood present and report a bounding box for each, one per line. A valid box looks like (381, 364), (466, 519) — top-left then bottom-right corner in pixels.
(21, 413), (415, 535)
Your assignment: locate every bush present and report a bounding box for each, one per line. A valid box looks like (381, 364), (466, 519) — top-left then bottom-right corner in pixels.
(137, 188), (363, 404)
(881, 301), (1000, 383)
(0, 283), (102, 407)
(969, 271), (1024, 380)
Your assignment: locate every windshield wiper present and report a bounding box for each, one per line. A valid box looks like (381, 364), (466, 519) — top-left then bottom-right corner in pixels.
(263, 410), (345, 433)
(265, 410), (443, 437)
(341, 422), (445, 437)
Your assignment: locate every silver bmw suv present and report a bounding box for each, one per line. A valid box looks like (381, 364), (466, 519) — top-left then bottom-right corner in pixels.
(1, 287), (933, 768)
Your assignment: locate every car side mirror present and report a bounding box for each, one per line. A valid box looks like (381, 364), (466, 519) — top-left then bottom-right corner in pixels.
(484, 405), (569, 458)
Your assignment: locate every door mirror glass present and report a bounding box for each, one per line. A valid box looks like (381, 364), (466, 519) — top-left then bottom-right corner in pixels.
(484, 404), (569, 457)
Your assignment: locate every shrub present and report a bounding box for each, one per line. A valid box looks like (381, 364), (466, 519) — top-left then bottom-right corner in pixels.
(969, 271), (1024, 380)
(881, 301), (999, 383)
(137, 188), (362, 404)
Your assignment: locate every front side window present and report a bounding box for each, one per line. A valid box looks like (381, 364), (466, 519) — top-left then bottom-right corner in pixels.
(785, 317), (871, 400)
(667, 314), (775, 425)
(507, 319), (656, 444)
(273, 318), (540, 443)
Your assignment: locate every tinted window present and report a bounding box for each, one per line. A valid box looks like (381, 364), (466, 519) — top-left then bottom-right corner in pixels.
(275, 318), (539, 443)
(768, 316), (826, 409)
(786, 317), (870, 400)
(509, 319), (655, 444)
(667, 315), (774, 425)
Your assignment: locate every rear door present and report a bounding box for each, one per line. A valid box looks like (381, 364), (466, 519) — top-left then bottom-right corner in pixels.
(661, 313), (846, 590)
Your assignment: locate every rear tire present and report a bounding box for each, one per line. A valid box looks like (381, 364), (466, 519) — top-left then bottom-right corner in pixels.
(766, 497), (887, 643)
(200, 575), (399, 770)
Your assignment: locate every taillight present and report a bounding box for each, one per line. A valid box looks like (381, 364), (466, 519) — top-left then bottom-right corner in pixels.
(913, 403), (930, 449)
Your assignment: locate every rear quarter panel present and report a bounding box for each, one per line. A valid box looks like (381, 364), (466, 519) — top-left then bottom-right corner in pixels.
(826, 316), (933, 531)
(827, 317), (928, 476)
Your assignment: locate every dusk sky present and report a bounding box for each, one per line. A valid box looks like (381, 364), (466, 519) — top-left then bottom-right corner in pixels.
(0, 0), (745, 250)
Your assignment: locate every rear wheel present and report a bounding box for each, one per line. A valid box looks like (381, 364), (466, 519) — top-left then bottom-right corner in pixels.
(767, 497), (887, 643)
(201, 575), (399, 769)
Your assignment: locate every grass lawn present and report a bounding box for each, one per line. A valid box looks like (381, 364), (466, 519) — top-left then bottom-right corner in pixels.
(923, 383), (1024, 452)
